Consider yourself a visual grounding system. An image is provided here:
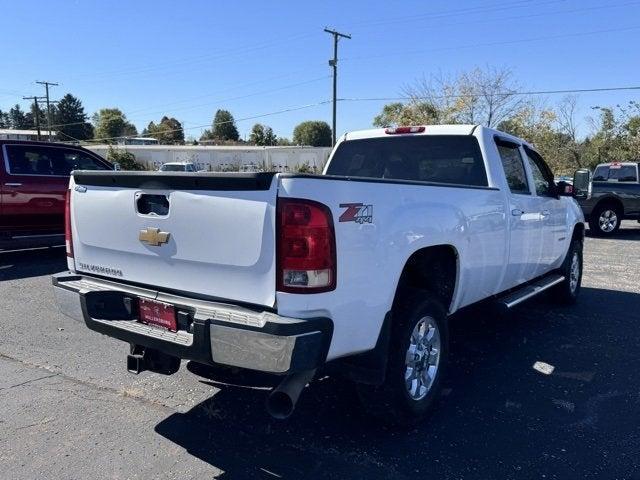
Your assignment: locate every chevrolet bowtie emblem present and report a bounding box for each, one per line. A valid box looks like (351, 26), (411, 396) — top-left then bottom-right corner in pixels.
(139, 227), (170, 246)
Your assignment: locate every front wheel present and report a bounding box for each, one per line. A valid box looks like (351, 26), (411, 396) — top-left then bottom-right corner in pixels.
(356, 292), (449, 426)
(552, 239), (583, 305)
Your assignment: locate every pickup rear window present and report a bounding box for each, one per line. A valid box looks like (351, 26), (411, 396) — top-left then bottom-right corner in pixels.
(326, 135), (488, 187)
(593, 164), (638, 182)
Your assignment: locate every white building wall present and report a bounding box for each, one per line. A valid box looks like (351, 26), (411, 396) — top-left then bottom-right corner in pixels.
(85, 145), (332, 172)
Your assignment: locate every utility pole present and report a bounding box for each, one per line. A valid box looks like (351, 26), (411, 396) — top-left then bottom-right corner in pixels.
(22, 96), (46, 141)
(324, 28), (351, 146)
(36, 81), (58, 141)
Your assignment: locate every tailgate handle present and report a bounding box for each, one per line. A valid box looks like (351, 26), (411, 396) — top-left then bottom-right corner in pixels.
(136, 194), (170, 216)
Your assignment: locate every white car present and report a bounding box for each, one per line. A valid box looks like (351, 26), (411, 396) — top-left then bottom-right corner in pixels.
(53, 125), (584, 424)
(158, 162), (197, 172)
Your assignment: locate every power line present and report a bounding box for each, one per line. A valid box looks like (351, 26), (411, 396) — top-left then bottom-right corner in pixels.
(344, 0), (562, 30)
(337, 85), (640, 102)
(36, 81), (59, 141)
(22, 96), (46, 140)
(76, 32), (319, 81)
(123, 69), (325, 116)
(342, 25), (640, 62)
(42, 74), (331, 130)
(351, 1), (640, 40)
(62, 100), (332, 144)
(324, 28), (351, 146)
(125, 75), (330, 120)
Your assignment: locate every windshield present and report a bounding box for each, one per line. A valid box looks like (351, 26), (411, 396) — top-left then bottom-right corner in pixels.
(593, 164), (638, 182)
(160, 164), (186, 172)
(325, 135), (488, 187)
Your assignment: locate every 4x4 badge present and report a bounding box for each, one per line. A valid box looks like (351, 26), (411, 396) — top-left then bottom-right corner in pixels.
(339, 203), (373, 224)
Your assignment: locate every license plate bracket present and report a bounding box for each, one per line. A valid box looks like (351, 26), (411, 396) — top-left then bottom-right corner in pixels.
(138, 298), (177, 332)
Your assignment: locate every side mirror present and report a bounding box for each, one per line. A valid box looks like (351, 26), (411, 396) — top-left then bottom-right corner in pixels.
(556, 180), (574, 197)
(573, 169), (590, 198)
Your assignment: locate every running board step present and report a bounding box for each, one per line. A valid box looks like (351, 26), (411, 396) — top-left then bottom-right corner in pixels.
(497, 274), (565, 309)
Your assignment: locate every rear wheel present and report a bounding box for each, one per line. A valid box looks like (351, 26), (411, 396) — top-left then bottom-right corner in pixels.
(552, 239), (583, 305)
(356, 291), (448, 426)
(589, 203), (622, 236)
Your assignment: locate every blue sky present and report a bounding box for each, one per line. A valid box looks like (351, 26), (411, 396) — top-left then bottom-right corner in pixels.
(1, 0), (639, 140)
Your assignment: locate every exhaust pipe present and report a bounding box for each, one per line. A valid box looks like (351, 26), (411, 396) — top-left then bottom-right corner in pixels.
(266, 369), (316, 420)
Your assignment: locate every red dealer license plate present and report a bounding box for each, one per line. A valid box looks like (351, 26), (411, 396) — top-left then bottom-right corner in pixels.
(138, 298), (177, 332)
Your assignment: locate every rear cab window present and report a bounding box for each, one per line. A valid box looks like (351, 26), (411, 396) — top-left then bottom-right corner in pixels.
(494, 138), (529, 195)
(593, 164), (638, 182)
(3, 144), (110, 176)
(325, 135), (488, 187)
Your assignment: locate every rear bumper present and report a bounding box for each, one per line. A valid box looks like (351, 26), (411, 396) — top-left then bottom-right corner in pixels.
(52, 272), (332, 374)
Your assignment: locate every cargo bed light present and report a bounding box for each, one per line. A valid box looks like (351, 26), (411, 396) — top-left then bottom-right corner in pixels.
(385, 126), (426, 134)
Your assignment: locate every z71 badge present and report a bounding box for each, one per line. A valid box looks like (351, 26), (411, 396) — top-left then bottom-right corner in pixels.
(339, 203), (373, 224)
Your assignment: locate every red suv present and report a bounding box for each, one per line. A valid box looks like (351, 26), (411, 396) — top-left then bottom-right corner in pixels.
(0, 140), (112, 248)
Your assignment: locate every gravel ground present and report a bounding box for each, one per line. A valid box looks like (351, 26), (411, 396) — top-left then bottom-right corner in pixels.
(1, 223), (639, 479)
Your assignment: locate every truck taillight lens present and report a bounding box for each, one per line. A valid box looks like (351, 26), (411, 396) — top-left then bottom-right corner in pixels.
(65, 189), (73, 258)
(277, 198), (336, 293)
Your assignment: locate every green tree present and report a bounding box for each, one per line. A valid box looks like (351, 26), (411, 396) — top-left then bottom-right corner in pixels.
(146, 116), (184, 144)
(93, 108), (137, 143)
(106, 146), (146, 170)
(54, 94), (94, 141)
(201, 109), (239, 142)
(292, 120), (332, 146)
(0, 109), (9, 128)
(249, 123), (277, 146)
(8, 104), (30, 129)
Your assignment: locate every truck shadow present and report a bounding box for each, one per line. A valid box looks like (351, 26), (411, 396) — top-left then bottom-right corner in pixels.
(0, 247), (67, 281)
(155, 286), (640, 479)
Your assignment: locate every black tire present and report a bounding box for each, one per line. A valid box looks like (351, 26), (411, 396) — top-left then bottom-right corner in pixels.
(588, 203), (622, 237)
(551, 238), (583, 305)
(356, 291), (449, 426)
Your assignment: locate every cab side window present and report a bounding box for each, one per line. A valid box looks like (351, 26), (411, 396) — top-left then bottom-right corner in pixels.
(495, 139), (529, 194)
(61, 150), (110, 174)
(524, 146), (555, 197)
(4, 145), (109, 176)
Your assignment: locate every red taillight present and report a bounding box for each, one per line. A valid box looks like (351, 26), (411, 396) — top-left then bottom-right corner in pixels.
(277, 198), (336, 293)
(65, 189), (73, 258)
(385, 126), (425, 134)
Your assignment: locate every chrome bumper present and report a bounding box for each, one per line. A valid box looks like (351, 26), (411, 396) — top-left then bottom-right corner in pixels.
(52, 272), (332, 374)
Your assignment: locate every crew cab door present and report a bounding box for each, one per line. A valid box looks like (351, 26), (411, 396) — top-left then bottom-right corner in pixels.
(0, 144), (109, 234)
(523, 146), (566, 272)
(494, 138), (543, 290)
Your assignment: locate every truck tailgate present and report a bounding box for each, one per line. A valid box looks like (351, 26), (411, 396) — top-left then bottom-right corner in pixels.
(71, 172), (278, 307)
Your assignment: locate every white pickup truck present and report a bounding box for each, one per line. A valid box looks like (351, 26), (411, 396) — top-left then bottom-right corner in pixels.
(53, 125), (584, 424)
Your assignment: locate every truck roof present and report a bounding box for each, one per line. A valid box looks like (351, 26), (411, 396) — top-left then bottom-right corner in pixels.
(341, 125), (533, 148)
(595, 161), (639, 168)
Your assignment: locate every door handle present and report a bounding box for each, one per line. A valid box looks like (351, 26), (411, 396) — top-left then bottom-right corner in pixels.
(4, 183), (22, 187)
(511, 209), (524, 216)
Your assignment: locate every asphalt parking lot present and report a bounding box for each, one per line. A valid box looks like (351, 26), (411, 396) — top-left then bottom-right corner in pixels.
(1, 223), (639, 480)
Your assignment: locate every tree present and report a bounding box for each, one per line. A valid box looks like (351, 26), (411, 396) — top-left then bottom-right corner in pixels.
(92, 108), (137, 143)
(106, 146), (146, 170)
(145, 116), (184, 144)
(292, 121), (332, 146)
(249, 123), (277, 146)
(25, 103), (47, 132)
(0, 109), (9, 128)
(374, 66), (525, 128)
(8, 104), (30, 129)
(54, 94), (94, 141)
(200, 109), (239, 142)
